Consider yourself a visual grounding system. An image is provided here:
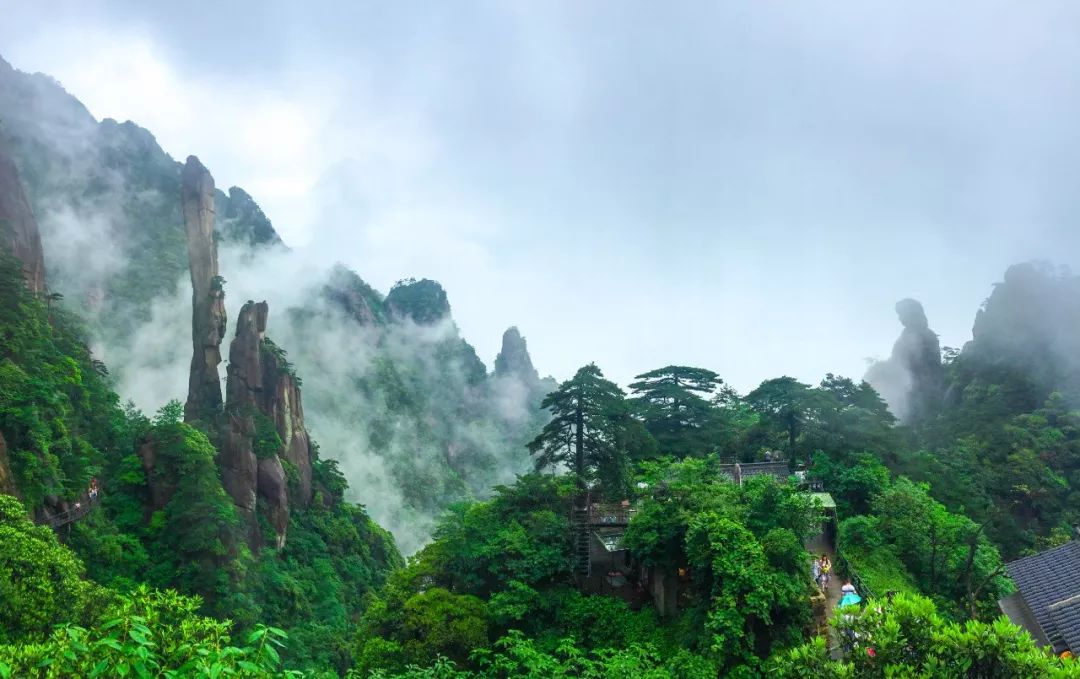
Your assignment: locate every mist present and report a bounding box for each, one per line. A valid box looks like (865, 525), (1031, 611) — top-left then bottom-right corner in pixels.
(78, 239), (538, 554)
(10, 2), (1080, 396)
(9, 2), (1080, 547)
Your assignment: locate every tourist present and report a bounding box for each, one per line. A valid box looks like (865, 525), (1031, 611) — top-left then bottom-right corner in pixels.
(839, 579), (862, 609)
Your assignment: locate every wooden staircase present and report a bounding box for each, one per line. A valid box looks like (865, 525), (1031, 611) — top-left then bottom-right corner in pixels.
(572, 505), (591, 578)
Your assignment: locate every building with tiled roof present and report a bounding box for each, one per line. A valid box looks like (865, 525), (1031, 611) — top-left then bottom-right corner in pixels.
(999, 540), (1080, 655)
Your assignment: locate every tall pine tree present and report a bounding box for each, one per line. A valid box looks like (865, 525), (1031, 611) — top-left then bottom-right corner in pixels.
(528, 363), (630, 493)
(629, 365), (723, 458)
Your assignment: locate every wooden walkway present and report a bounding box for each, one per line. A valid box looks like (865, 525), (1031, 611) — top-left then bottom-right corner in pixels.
(45, 493), (100, 529)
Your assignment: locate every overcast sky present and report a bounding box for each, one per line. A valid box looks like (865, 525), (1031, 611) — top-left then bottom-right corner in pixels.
(5, 1), (1080, 391)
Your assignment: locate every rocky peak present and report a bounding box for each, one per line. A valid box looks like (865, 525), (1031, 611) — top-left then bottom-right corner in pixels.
(222, 300), (316, 549)
(865, 298), (944, 423)
(385, 278), (451, 324)
(182, 156), (227, 422)
(494, 326), (539, 384)
(0, 139), (46, 294)
(323, 264), (385, 326)
(219, 186), (283, 247)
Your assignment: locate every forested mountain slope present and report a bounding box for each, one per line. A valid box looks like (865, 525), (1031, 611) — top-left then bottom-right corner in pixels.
(0, 132), (403, 671)
(0, 54), (553, 553)
(2, 52), (1080, 678)
(867, 263), (1080, 558)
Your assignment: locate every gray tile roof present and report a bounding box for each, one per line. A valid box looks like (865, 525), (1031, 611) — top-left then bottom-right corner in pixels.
(999, 591), (1050, 647)
(1005, 540), (1080, 654)
(739, 462), (791, 481)
(1048, 594), (1080, 654)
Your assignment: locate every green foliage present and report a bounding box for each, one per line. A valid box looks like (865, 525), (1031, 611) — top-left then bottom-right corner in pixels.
(356, 587), (489, 675)
(768, 593), (1080, 678)
(0, 252), (127, 507)
(810, 453), (890, 516)
(253, 412), (284, 459)
(0, 494), (102, 643)
(837, 478), (1009, 618)
(0, 585), (308, 678)
(746, 377), (816, 459)
(836, 517), (916, 598)
(386, 279), (451, 325)
(619, 461), (819, 670)
(685, 513), (809, 669)
(261, 338), (301, 385)
(250, 500), (402, 673)
(142, 410), (245, 604)
(629, 366), (723, 459)
(528, 363), (640, 494)
(366, 630), (718, 679)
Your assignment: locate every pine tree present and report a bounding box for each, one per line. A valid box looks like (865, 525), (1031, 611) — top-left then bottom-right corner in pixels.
(527, 363), (629, 492)
(629, 365), (723, 458)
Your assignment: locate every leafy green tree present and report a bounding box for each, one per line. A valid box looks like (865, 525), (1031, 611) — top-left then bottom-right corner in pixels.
(686, 513), (807, 671)
(769, 593), (1080, 678)
(0, 494), (101, 642)
(0, 251), (131, 508)
(528, 364), (633, 493)
(356, 587), (489, 675)
(808, 375), (898, 463)
(140, 402), (245, 606)
(625, 459), (815, 670)
(838, 477), (1009, 618)
(0, 585), (302, 678)
(629, 366), (723, 458)
(809, 453), (891, 515)
(366, 630), (717, 678)
(745, 377), (816, 460)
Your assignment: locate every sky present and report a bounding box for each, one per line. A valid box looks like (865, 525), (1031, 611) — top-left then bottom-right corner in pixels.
(5, 0), (1080, 392)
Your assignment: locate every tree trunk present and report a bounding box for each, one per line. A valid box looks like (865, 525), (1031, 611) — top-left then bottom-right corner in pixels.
(575, 396), (585, 483)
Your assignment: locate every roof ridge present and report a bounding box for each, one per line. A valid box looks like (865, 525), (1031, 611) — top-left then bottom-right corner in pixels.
(1049, 593), (1080, 611)
(1007, 539), (1080, 568)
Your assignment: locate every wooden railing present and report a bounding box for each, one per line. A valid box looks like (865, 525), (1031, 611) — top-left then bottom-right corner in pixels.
(587, 504), (636, 526)
(834, 548), (875, 601)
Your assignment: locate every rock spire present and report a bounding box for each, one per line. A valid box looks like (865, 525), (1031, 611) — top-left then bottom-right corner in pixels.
(222, 300), (317, 548)
(494, 326), (539, 384)
(865, 298), (944, 423)
(182, 156), (227, 422)
(0, 140), (46, 294)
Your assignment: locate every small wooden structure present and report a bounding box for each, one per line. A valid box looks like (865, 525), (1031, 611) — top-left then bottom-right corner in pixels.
(573, 500), (638, 578)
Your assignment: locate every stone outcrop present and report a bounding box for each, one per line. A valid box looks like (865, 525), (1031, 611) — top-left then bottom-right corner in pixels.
(385, 278), (451, 324)
(182, 156), (227, 422)
(493, 327), (539, 384)
(219, 186), (282, 247)
(865, 298), (944, 423)
(0, 432), (18, 497)
(222, 300), (317, 548)
(136, 439), (174, 513)
(323, 265), (384, 326)
(0, 140), (46, 294)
